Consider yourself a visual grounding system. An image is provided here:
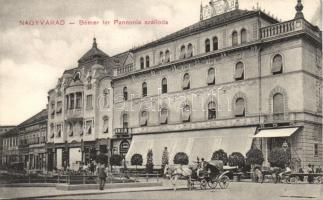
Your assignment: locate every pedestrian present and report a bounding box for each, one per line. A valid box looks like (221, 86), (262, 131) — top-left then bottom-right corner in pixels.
(97, 163), (107, 190)
(306, 164), (314, 183)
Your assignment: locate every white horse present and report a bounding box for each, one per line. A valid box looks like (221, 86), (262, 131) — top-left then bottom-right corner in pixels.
(164, 164), (192, 190)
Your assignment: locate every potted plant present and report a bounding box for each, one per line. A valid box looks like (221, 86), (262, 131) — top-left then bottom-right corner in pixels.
(211, 149), (228, 165)
(228, 152), (245, 181)
(246, 148), (264, 182)
(146, 149), (154, 174)
(131, 153), (143, 172)
(173, 152), (189, 165)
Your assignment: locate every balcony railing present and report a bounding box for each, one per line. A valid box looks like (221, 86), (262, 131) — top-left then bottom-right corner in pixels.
(114, 128), (132, 136)
(260, 19), (321, 40)
(116, 64), (134, 76)
(65, 109), (83, 120)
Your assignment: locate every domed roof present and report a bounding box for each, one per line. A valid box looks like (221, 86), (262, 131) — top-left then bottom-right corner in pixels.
(78, 38), (109, 63)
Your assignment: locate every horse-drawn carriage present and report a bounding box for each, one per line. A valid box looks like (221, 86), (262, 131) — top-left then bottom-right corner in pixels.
(164, 160), (231, 190)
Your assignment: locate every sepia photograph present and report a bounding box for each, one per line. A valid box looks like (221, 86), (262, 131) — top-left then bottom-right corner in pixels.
(0, 0), (322, 199)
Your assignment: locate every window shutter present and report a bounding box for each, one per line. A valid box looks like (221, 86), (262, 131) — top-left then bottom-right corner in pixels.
(207, 68), (215, 85)
(68, 123), (73, 136)
(183, 74), (190, 89)
(103, 118), (109, 133)
(235, 98), (245, 116)
(160, 109), (168, 124)
(272, 55), (283, 73)
(234, 63), (244, 80)
(182, 106), (191, 122)
(140, 111), (148, 126)
(273, 93), (284, 114)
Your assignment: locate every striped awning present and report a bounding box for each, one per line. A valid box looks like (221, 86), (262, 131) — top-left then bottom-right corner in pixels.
(253, 127), (299, 138)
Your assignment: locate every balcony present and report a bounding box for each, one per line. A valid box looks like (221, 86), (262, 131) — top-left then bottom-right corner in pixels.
(65, 109), (83, 120)
(114, 128), (132, 137)
(260, 18), (321, 41)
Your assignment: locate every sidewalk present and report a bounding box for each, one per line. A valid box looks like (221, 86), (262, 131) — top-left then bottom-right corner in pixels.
(0, 180), (186, 199)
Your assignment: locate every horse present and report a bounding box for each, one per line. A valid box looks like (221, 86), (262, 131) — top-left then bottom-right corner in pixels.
(254, 167), (282, 183)
(164, 164), (193, 190)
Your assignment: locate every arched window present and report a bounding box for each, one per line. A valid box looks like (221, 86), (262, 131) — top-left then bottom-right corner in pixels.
(140, 111), (148, 126)
(232, 31), (238, 46)
(165, 50), (170, 62)
(273, 93), (284, 120)
(142, 82), (147, 97)
(182, 105), (191, 122)
(162, 78), (167, 94)
(145, 56), (150, 68)
(180, 45), (186, 59)
(122, 114), (128, 128)
(183, 73), (190, 90)
(272, 54), (283, 74)
(235, 98), (245, 117)
(208, 101), (216, 119)
(187, 43), (193, 57)
(74, 72), (81, 81)
(160, 108), (168, 124)
(207, 68), (215, 85)
(159, 51), (164, 64)
(123, 87), (128, 101)
(103, 89), (108, 107)
(241, 29), (247, 43)
(205, 39), (210, 53)
(213, 37), (218, 51)
(234, 62), (244, 81)
(140, 57), (144, 69)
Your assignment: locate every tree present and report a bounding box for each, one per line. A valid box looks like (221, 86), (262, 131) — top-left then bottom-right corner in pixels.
(211, 149), (228, 165)
(131, 154), (143, 170)
(146, 149), (154, 173)
(268, 147), (291, 168)
(161, 147), (169, 169)
(173, 152), (189, 165)
(228, 152), (245, 169)
(96, 153), (108, 165)
(246, 148), (264, 166)
(110, 154), (123, 168)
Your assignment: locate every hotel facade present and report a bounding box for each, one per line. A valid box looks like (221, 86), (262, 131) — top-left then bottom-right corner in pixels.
(47, 0), (322, 170)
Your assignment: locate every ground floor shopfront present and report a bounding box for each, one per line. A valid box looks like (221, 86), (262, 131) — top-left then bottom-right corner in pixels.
(125, 122), (323, 169)
(19, 144), (47, 171)
(46, 138), (111, 171)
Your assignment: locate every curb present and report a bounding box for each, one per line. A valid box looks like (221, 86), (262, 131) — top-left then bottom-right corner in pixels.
(11, 186), (188, 200)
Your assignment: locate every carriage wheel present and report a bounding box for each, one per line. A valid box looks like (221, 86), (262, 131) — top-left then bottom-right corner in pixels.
(219, 175), (230, 189)
(200, 179), (207, 190)
(187, 179), (194, 190)
(208, 177), (218, 189)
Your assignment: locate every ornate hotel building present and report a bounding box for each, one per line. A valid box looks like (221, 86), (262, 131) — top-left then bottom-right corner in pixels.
(47, 0), (322, 170)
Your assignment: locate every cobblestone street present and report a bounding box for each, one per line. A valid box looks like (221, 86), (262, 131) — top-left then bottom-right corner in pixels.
(1, 182), (319, 200)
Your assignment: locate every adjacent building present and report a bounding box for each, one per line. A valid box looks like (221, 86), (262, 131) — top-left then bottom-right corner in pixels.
(0, 126), (15, 167)
(47, 0), (322, 170)
(18, 109), (48, 172)
(1, 128), (19, 168)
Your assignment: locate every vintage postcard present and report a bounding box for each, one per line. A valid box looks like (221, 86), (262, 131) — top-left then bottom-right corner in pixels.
(0, 0), (322, 199)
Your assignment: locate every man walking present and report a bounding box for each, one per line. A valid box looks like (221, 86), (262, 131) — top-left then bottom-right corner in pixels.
(98, 163), (107, 190)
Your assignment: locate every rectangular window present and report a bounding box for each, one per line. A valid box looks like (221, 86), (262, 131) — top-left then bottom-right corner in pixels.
(314, 143), (318, 157)
(86, 120), (92, 134)
(86, 95), (93, 109)
(76, 93), (82, 109)
(56, 124), (62, 137)
(56, 101), (62, 114)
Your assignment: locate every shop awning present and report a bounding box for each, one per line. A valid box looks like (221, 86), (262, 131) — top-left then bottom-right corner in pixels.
(253, 127), (299, 138)
(126, 127), (256, 165)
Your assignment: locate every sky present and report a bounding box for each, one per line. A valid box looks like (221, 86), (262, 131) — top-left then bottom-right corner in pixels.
(0, 0), (321, 125)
